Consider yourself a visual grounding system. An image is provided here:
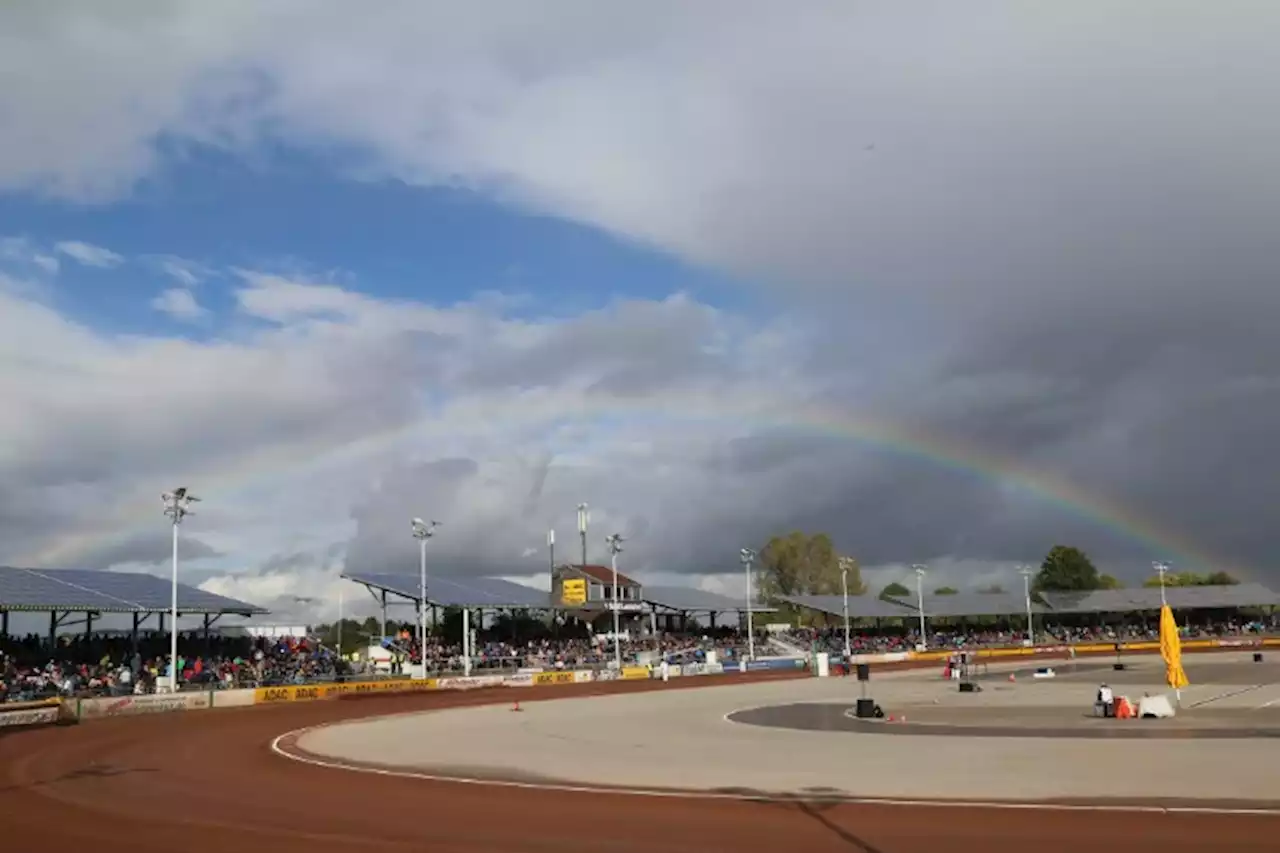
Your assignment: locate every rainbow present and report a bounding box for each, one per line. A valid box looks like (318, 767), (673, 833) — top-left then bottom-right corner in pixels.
(21, 394), (1240, 577)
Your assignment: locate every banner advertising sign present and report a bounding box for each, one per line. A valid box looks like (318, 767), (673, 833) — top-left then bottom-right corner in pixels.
(0, 705), (60, 727)
(253, 678), (437, 704)
(79, 692), (212, 719)
(620, 666), (650, 680)
(532, 670), (578, 686)
(504, 673), (535, 686)
(745, 658), (806, 672)
(560, 579), (587, 606)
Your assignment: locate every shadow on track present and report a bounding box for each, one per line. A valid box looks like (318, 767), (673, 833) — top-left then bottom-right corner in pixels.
(710, 787), (886, 853)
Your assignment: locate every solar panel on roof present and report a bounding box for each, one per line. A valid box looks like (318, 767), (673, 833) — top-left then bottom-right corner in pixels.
(343, 572), (551, 608)
(0, 566), (267, 614)
(0, 567), (135, 611)
(914, 592), (1046, 618)
(642, 585), (773, 612)
(781, 594), (917, 620)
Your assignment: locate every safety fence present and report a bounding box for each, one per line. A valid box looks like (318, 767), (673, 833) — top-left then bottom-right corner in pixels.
(2, 635), (1273, 731)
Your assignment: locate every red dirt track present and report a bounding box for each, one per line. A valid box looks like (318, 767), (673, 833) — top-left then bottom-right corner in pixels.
(3, 669), (1277, 853)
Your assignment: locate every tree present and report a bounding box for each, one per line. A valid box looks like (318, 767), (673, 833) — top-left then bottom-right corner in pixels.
(1142, 570), (1240, 588)
(976, 584), (1005, 594)
(880, 581), (911, 600)
(756, 532), (864, 599)
(933, 586), (959, 595)
(1034, 545), (1100, 592)
(1097, 573), (1123, 589)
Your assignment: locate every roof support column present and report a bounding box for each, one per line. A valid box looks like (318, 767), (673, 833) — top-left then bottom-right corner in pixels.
(1, 610), (8, 638)
(132, 612), (140, 655)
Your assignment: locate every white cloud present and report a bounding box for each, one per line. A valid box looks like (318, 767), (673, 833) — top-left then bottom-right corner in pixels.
(150, 287), (206, 320)
(54, 239), (124, 268)
(33, 254), (60, 274)
(152, 255), (211, 287)
(1, 3), (1277, 622)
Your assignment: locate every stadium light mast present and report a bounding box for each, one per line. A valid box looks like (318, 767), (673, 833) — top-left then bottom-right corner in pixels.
(577, 503), (590, 567)
(840, 562), (852, 658)
(912, 564), (928, 650)
(606, 533), (625, 671)
(162, 487), (200, 694)
(412, 518), (440, 679)
(1153, 560), (1171, 608)
(547, 528), (555, 573)
(1019, 565), (1035, 644)
(740, 548), (757, 661)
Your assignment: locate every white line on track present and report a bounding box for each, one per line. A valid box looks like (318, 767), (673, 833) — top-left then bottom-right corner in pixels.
(1183, 684), (1269, 709)
(269, 720), (1280, 817)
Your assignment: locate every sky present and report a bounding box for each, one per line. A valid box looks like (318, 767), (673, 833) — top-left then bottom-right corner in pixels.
(2, 1), (1278, 627)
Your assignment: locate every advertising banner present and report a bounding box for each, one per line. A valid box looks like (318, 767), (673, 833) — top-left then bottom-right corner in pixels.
(680, 663), (707, 677)
(436, 675), (505, 691)
(620, 666), (650, 680)
(0, 705), (60, 727)
(704, 662), (725, 675)
(572, 670), (594, 683)
(560, 578), (587, 606)
(594, 670), (619, 682)
(253, 678), (437, 704)
(504, 673), (535, 686)
(745, 658), (806, 672)
(531, 670), (578, 686)
(79, 691), (212, 720)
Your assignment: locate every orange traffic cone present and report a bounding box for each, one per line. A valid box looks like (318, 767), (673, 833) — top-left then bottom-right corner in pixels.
(887, 714), (896, 722)
(511, 701), (522, 712)
(1008, 673), (1016, 682)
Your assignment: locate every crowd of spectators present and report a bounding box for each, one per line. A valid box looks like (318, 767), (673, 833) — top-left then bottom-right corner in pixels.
(784, 616), (1278, 658)
(5, 614), (1275, 703)
(1, 632), (344, 703)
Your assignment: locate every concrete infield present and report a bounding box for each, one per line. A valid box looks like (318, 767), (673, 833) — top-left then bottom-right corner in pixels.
(294, 652), (1280, 805)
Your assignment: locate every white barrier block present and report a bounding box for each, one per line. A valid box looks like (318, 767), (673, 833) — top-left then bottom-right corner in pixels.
(1138, 694), (1176, 718)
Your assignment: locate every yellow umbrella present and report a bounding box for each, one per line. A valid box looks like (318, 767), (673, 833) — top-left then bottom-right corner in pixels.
(1159, 604), (1189, 690)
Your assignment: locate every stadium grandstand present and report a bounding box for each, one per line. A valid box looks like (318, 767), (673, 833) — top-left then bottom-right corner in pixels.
(340, 570), (771, 635)
(0, 565), (268, 644)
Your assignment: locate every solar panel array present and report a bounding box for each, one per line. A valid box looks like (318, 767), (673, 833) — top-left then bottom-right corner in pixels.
(780, 594), (918, 620)
(0, 567), (268, 615)
(912, 591), (1045, 618)
(642, 585), (774, 613)
(343, 572), (552, 608)
(1041, 583), (1280, 614)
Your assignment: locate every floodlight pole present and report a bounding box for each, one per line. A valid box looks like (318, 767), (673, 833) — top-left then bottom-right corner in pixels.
(1153, 561), (1170, 608)
(607, 533), (624, 671)
(1019, 566), (1035, 644)
(740, 548), (757, 661)
(912, 564), (928, 650)
(577, 503), (589, 568)
(162, 488), (199, 694)
(412, 519), (440, 679)
(548, 528), (555, 573)
(840, 565), (852, 658)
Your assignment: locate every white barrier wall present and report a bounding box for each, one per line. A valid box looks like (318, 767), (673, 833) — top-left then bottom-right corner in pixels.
(211, 688), (257, 708)
(78, 691), (211, 719)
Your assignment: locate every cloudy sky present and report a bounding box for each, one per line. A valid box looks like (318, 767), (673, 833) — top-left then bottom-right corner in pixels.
(2, 2), (1277, 624)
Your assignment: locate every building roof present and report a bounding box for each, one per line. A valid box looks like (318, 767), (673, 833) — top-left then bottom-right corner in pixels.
(1040, 583), (1280, 614)
(562, 563), (640, 588)
(642, 585), (775, 614)
(342, 572), (551, 609)
(0, 567), (268, 616)
(781, 594), (918, 620)
(911, 591), (1048, 618)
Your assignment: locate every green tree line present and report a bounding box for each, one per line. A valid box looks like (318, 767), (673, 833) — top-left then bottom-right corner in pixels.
(752, 535), (1239, 609)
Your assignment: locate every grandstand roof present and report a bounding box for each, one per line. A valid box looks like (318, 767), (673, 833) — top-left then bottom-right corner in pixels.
(1041, 583), (1280, 614)
(641, 585), (775, 613)
(913, 590), (1047, 618)
(781, 594), (917, 620)
(342, 572), (551, 609)
(0, 567), (268, 615)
